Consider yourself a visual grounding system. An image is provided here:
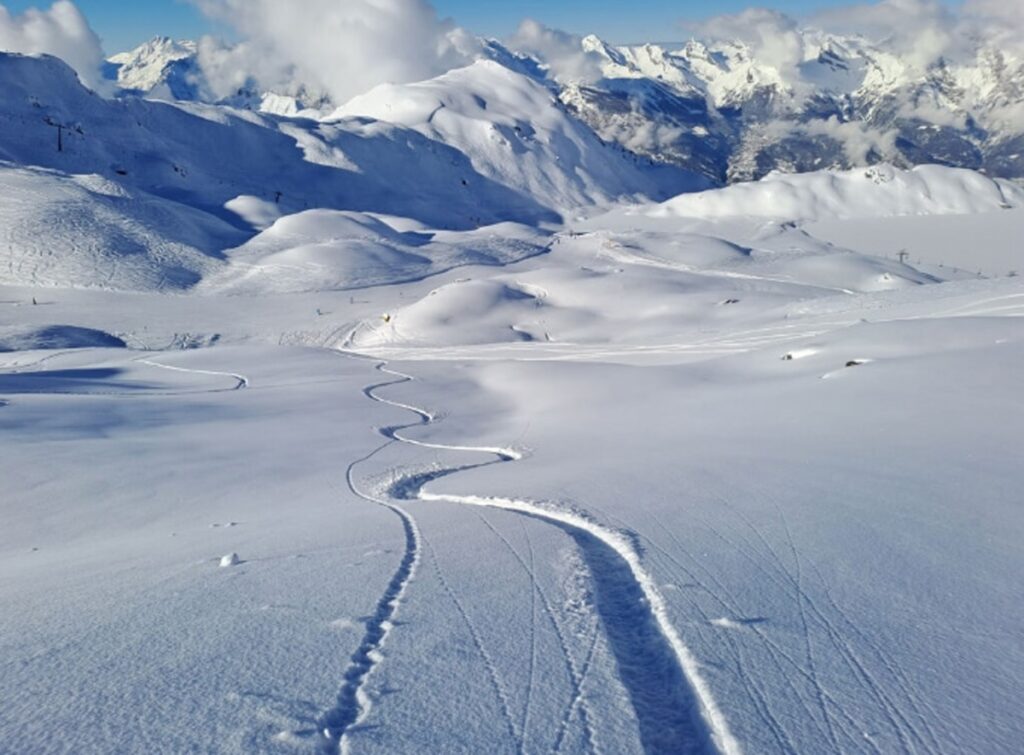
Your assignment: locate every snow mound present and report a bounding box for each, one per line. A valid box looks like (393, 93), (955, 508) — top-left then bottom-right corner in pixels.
(203, 211), (548, 294)
(777, 253), (934, 293)
(357, 279), (558, 347)
(0, 325), (126, 352)
(353, 226), (939, 350)
(224, 195), (283, 231)
(0, 164), (239, 291)
(331, 60), (705, 210)
(654, 165), (1024, 222)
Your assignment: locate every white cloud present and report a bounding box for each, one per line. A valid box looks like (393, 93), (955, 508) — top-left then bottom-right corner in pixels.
(685, 0), (1024, 83)
(192, 0), (479, 105)
(962, 0), (1024, 55)
(811, 0), (959, 70)
(803, 117), (899, 163)
(508, 19), (602, 84)
(692, 8), (807, 79)
(0, 1), (107, 91)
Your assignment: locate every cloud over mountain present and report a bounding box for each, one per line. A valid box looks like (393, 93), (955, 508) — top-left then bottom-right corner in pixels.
(0, 0), (106, 90)
(191, 0), (479, 104)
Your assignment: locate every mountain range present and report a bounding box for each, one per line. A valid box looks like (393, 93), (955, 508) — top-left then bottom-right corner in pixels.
(104, 29), (1024, 184)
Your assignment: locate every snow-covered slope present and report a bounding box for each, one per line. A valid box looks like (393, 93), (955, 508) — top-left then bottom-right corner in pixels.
(330, 60), (704, 210)
(0, 52), (564, 232)
(2, 23), (1024, 755)
(0, 52), (702, 245)
(0, 163), (240, 291)
(106, 37), (331, 115)
(351, 222), (937, 352)
(655, 164), (1024, 222)
(3, 193), (1022, 753)
(203, 211), (547, 294)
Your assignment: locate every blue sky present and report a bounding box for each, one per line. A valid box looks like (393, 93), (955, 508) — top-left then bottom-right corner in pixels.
(0, 0), (935, 53)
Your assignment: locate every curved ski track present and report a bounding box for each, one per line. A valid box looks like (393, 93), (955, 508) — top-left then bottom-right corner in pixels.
(322, 356), (741, 755)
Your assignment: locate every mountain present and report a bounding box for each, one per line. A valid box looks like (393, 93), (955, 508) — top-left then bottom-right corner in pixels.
(106, 30), (1024, 186)
(104, 37), (330, 115)
(330, 60), (702, 211)
(6, 51), (701, 216)
(560, 32), (1024, 183)
(652, 163), (1024, 221)
(0, 51), (700, 290)
(106, 37), (196, 97)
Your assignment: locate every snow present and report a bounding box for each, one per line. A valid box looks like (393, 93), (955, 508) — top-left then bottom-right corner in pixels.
(0, 324), (126, 352)
(224, 195), (283, 232)
(99, 19), (1024, 188)
(203, 211), (547, 295)
(106, 37), (196, 94)
(331, 60), (705, 209)
(807, 207), (1024, 277)
(0, 163), (238, 291)
(398, 314), (1024, 754)
(1, 39), (1023, 755)
(0, 52), (650, 236)
(654, 164), (1024, 221)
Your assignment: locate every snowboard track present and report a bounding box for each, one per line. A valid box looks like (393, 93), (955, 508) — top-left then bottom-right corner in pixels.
(335, 356), (741, 755)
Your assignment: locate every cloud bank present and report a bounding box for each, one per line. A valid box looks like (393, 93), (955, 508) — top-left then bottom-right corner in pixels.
(508, 19), (602, 84)
(0, 1), (107, 90)
(690, 0), (1024, 76)
(696, 9), (806, 79)
(192, 0), (479, 105)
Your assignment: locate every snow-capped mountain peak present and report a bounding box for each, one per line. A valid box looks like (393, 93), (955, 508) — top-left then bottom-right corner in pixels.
(106, 36), (196, 94)
(100, 24), (1024, 186)
(557, 27), (1024, 183)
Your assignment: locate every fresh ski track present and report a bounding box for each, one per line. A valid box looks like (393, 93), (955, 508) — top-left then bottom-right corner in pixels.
(135, 357), (250, 390)
(331, 354), (742, 755)
(316, 359), (423, 754)
(0, 355), (249, 398)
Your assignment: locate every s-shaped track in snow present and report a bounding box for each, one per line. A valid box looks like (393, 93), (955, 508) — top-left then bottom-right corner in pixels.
(320, 356), (741, 755)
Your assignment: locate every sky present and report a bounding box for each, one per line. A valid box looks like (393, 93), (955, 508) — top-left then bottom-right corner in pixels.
(0, 0), (924, 53)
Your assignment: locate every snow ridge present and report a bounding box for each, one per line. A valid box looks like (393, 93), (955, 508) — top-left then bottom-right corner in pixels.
(350, 358), (741, 755)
